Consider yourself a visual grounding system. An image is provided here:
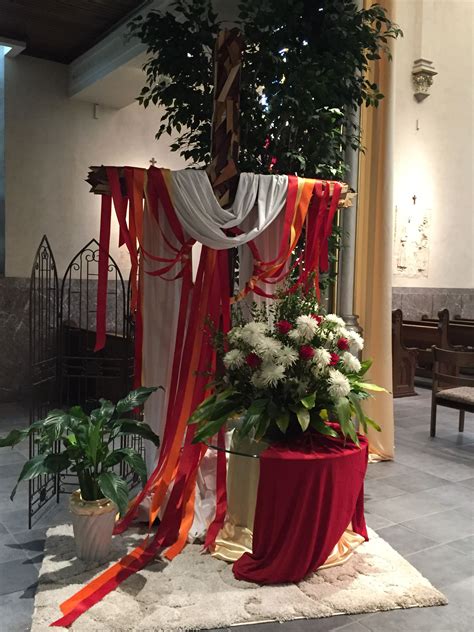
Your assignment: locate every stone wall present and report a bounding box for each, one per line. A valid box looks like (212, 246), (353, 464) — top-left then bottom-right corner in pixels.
(392, 287), (474, 321)
(0, 277), (29, 402)
(0, 276), (129, 403)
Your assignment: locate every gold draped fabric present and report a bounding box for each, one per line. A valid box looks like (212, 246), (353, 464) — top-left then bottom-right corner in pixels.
(354, 0), (396, 461)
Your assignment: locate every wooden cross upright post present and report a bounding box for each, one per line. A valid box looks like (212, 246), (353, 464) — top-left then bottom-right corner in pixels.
(207, 28), (245, 206)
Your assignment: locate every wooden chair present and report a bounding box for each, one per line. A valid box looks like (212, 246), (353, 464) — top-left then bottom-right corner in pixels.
(430, 346), (474, 437)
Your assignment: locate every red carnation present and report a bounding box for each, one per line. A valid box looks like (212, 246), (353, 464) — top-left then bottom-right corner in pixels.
(311, 314), (323, 325)
(276, 320), (293, 335)
(337, 337), (350, 351)
(299, 345), (315, 361)
(329, 353), (340, 366)
(246, 353), (262, 369)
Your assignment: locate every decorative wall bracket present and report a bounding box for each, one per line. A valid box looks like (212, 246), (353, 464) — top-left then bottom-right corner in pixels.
(412, 58), (437, 102)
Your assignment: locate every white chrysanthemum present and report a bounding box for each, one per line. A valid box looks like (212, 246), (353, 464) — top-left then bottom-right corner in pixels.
(288, 328), (303, 342)
(254, 336), (283, 360)
(223, 349), (246, 370)
(312, 362), (328, 378)
(347, 330), (364, 352)
(295, 315), (319, 341)
(325, 314), (346, 328)
(341, 351), (361, 373)
(240, 322), (268, 346)
(278, 345), (299, 367)
(259, 363), (286, 387)
(243, 321), (267, 335)
(313, 347), (331, 367)
(328, 369), (351, 399)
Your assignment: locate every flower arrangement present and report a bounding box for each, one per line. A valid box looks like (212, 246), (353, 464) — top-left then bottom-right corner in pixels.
(189, 287), (384, 445)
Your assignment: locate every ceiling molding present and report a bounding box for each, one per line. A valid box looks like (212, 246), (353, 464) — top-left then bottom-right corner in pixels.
(68, 0), (170, 109)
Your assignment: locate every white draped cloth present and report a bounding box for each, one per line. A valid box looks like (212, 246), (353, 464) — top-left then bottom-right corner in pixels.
(170, 170), (288, 248)
(142, 169), (291, 537)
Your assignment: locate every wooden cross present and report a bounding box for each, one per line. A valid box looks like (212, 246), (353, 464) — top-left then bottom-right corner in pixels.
(207, 29), (244, 206)
(149, 157), (158, 167)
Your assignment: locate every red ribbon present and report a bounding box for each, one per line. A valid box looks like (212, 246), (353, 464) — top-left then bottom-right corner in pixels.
(94, 195), (112, 352)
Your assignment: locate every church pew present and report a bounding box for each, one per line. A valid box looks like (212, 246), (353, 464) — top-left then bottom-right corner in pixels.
(419, 313), (474, 348)
(392, 310), (418, 397)
(401, 310), (451, 378)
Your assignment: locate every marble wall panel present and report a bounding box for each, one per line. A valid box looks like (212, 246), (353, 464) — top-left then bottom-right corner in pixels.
(392, 287), (474, 320)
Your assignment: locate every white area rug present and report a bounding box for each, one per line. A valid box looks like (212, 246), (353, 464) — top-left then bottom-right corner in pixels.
(31, 525), (447, 631)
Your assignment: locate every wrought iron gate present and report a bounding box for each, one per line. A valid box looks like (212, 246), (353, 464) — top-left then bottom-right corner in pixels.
(28, 236), (60, 527)
(58, 239), (139, 493)
(28, 237), (141, 526)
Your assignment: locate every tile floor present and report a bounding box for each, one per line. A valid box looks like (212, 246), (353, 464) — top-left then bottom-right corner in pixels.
(0, 388), (472, 631)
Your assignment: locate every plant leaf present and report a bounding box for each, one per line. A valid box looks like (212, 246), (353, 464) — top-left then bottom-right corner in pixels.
(255, 414), (270, 441)
(98, 471), (129, 517)
(358, 360), (373, 376)
(366, 417), (382, 432)
(357, 382), (388, 393)
(115, 387), (159, 415)
(348, 392), (367, 433)
(295, 406), (310, 432)
(91, 399), (115, 425)
(10, 454), (49, 500)
(310, 417), (339, 438)
(192, 416), (228, 444)
(335, 397), (359, 445)
(301, 393), (316, 410)
(114, 419), (160, 447)
(188, 394), (217, 424)
(275, 411), (290, 434)
(0, 428), (30, 448)
(104, 448), (148, 486)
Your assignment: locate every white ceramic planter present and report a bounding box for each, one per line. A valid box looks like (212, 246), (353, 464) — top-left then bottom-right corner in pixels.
(69, 490), (117, 562)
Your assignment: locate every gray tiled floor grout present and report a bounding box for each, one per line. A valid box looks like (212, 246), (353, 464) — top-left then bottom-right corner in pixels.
(0, 386), (473, 631)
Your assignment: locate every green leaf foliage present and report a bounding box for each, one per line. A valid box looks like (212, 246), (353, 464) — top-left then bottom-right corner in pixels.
(301, 393), (316, 410)
(115, 419), (161, 447)
(129, 0), (402, 181)
(0, 387), (159, 504)
(295, 406), (310, 432)
(98, 472), (130, 517)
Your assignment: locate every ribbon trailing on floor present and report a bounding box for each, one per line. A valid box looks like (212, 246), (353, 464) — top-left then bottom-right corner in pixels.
(52, 167), (343, 627)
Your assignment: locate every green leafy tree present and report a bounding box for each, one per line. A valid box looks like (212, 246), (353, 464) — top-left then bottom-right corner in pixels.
(130, 0), (401, 179)
(0, 387), (160, 517)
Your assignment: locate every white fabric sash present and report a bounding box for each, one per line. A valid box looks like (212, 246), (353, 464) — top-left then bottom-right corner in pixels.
(169, 170), (288, 249)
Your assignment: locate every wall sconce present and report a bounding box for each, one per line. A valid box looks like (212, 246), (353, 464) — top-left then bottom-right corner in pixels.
(412, 58), (437, 102)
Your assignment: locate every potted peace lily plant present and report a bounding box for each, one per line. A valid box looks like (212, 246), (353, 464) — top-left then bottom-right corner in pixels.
(0, 387), (160, 562)
(189, 287), (384, 445)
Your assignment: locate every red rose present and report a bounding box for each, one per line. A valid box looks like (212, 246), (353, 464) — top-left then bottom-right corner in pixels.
(276, 320), (293, 335)
(311, 314), (323, 325)
(329, 353), (340, 366)
(337, 337), (350, 351)
(299, 345), (315, 361)
(246, 353), (262, 369)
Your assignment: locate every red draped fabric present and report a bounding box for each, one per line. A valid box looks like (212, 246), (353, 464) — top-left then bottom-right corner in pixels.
(233, 431), (368, 584)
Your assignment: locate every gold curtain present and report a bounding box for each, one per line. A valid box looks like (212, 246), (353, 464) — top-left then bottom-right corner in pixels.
(354, 0), (395, 460)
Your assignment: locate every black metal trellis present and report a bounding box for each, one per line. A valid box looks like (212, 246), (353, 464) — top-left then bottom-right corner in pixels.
(28, 237), (141, 526)
(28, 236), (60, 528)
